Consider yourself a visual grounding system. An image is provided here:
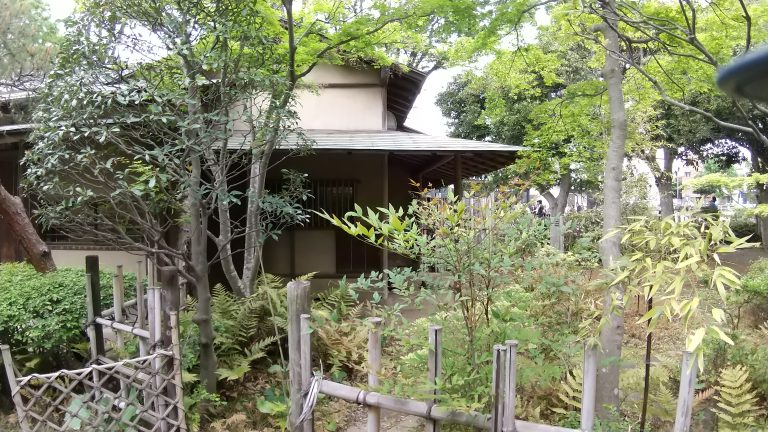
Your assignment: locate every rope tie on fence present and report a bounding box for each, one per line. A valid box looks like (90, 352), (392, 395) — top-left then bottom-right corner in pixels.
(298, 375), (322, 425)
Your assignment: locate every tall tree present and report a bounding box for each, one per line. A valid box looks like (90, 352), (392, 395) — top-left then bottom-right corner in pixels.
(0, 0), (57, 273)
(588, 0), (768, 243)
(437, 40), (606, 217)
(590, 0), (629, 413)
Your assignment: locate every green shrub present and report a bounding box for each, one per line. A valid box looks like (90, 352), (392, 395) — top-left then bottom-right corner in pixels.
(728, 213), (761, 242)
(0, 263), (135, 370)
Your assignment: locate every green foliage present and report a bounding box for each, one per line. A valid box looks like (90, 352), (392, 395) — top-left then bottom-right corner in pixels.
(728, 212), (761, 243)
(64, 388), (142, 431)
(608, 214), (752, 363)
(0, 0), (58, 87)
(729, 259), (768, 329)
(0, 263), (135, 371)
(312, 280), (368, 375)
(712, 365), (766, 431)
(180, 276), (285, 382)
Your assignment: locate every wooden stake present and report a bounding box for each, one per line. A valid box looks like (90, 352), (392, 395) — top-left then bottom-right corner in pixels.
(368, 317), (383, 432)
(580, 344), (598, 432)
(300, 314), (313, 432)
(85, 256), (105, 357)
(673, 351), (698, 432)
(491, 345), (506, 432)
(170, 312), (188, 432)
(113, 265), (125, 352)
(502, 340), (518, 432)
(1, 345), (30, 432)
(426, 325), (443, 432)
(288, 280), (310, 431)
(136, 260), (148, 357)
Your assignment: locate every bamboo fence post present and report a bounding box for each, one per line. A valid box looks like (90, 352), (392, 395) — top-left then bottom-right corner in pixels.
(502, 340), (518, 432)
(113, 265), (128, 398)
(169, 311), (188, 432)
(673, 351), (698, 432)
(368, 317), (383, 432)
(425, 325), (443, 432)
(300, 314), (313, 432)
(580, 344), (598, 432)
(1, 345), (30, 432)
(491, 345), (506, 432)
(136, 260), (148, 357)
(113, 265), (125, 352)
(85, 256), (105, 358)
(146, 286), (162, 420)
(288, 280), (310, 431)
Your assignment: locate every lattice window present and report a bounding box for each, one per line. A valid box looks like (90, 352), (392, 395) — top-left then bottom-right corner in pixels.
(303, 180), (356, 229)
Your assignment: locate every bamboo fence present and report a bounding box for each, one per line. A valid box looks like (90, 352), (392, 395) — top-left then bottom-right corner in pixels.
(1, 255), (186, 432)
(286, 281), (701, 432)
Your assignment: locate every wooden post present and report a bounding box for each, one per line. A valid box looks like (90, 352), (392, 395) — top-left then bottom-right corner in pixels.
(673, 351), (698, 432)
(160, 267), (180, 347)
(113, 265), (125, 352)
(288, 280), (310, 431)
(136, 260), (148, 357)
(300, 314), (313, 432)
(368, 317), (383, 432)
(491, 345), (505, 432)
(381, 153), (389, 299)
(426, 325), (443, 432)
(455, 154), (463, 198)
(169, 312), (188, 432)
(1, 345), (30, 432)
(502, 340), (518, 432)
(85, 256), (105, 357)
(580, 344), (598, 432)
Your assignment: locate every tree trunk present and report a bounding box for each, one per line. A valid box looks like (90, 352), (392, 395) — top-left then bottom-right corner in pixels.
(758, 188), (768, 250)
(189, 153), (217, 394)
(595, 1), (628, 416)
(656, 147), (675, 218)
(541, 169), (573, 217)
(0, 183), (56, 272)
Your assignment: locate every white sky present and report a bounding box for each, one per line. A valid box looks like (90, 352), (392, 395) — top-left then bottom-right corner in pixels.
(43, 0), (456, 134)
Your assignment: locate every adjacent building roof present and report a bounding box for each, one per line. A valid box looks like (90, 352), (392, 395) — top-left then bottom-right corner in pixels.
(231, 129), (525, 180)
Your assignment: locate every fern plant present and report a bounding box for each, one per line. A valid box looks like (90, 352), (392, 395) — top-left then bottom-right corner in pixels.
(180, 275), (287, 383)
(551, 368), (583, 414)
(712, 365), (766, 431)
(311, 280), (368, 374)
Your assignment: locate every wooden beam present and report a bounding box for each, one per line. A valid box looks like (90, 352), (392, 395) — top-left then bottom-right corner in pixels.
(455, 155), (463, 197)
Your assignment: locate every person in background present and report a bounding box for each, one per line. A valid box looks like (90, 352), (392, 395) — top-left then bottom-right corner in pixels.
(534, 200), (546, 218)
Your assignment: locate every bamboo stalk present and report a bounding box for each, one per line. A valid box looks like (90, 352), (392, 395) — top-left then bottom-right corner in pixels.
(502, 340), (518, 432)
(673, 351), (698, 432)
(136, 260), (148, 357)
(580, 344), (598, 432)
(85, 256), (105, 358)
(113, 265), (125, 352)
(94, 318), (151, 339)
(169, 312), (188, 432)
(1, 345), (30, 432)
(491, 345), (506, 432)
(368, 317), (383, 432)
(152, 286), (167, 432)
(288, 280), (310, 431)
(318, 380), (577, 432)
(426, 325), (443, 432)
(300, 314), (313, 432)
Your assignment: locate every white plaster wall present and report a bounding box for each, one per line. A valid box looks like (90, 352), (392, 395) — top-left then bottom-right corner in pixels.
(296, 87), (384, 130)
(51, 249), (148, 272)
(231, 63), (386, 133)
